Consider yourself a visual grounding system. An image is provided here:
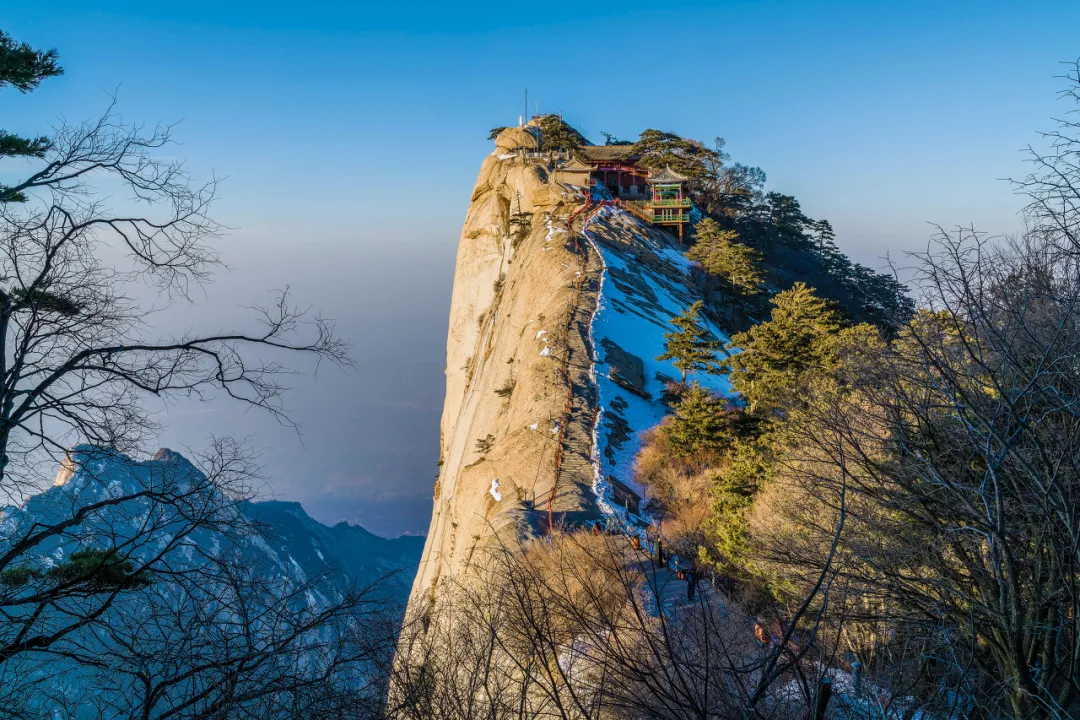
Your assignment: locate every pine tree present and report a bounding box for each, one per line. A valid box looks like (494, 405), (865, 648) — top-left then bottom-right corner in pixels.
(536, 114), (584, 156)
(0, 30), (63, 203)
(657, 301), (722, 382)
(688, 219), (764, 296)
(761, 192), (810, 249)
(706, 437), (771, 572)
(724, 282), (843, 413)
(600, 131), (630, 146)
(665, 382), (735, 457)
(809, 218), (836, 252)
(630, 129), (723, 180)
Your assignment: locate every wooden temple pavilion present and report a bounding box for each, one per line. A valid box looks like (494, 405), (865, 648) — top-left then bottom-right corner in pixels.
(623, 166), (692, 241)
(578, 145), (651, 198)
(554, 145), (692, 241)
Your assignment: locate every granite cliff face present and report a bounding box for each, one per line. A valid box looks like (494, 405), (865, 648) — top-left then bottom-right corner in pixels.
(409, 126), (601, 609)
(409, 127), (732, 612)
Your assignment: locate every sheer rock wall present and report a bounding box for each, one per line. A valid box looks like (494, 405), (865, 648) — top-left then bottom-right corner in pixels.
(408, 140), (604, 611)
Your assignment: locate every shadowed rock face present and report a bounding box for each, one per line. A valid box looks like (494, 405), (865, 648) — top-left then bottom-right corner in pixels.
(600, 338), (648, 400)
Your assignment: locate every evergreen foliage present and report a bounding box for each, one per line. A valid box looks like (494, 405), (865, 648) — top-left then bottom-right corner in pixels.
(723, 283), (843, 413)
(0, 30), (62, 92)
(0, 131), (51, 160)
(635, 127), (915, 332)
(630, 129), (723, 180)
(0, 565), (34, 587)
(657, 301), (722, 382)
(0, 30), (63, 203)
(1, 549), (151, 591)
(626, 126), (913, 333)
(704, 437), (770, 572)
(762, 192), (810, 246)
(665, 383), (737, 457)
(733, 191), (914, 331)
(600, 131), (631, 146)
(688, 219), (764, 296)
(10, 286), (81, 316)
(811, 240), (913, 330)
(48, 548), (152, 590)
(808, 218), (836, 251)
(536, 114), (584, 156)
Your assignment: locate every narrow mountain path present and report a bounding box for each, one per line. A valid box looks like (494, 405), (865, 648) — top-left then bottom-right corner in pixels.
(612, 537), (719, 615)
(550, 203), (605, 526)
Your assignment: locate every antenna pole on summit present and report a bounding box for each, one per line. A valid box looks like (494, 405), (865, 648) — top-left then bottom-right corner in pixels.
(524, 88), (529, 125)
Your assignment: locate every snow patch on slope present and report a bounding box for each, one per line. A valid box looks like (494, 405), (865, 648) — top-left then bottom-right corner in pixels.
(582, 204), (735, 529)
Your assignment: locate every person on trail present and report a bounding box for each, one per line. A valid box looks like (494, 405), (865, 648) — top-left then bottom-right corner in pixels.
(654, 538), (665, 569)
(810, 676), (832, 720)
(686, 568), (697, 602)
(754, 620), (770, 646)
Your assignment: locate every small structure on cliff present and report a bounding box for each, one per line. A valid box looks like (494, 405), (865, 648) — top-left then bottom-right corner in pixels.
(623, 166), (692, 241)
(554, 144), (692, 240)
(578, 145), (650, 198)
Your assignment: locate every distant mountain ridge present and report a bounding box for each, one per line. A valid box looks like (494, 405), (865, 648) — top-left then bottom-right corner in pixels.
(6, 446), (423, 600)
(245, 498), (424, 598)
(0, 446), (422, 716)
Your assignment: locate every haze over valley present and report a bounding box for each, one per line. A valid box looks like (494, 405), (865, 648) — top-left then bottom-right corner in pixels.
(2, 3), (1080, 717)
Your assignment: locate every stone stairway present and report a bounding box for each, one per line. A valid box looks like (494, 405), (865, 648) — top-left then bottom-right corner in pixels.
(618, 541), (717, 615)
(549, 212), (605, 525)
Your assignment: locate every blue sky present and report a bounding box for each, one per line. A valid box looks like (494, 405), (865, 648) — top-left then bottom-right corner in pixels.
(2, 1), (1078, 534)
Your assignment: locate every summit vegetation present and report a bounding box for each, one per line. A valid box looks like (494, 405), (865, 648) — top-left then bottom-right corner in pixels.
(626, 126), (914, 333)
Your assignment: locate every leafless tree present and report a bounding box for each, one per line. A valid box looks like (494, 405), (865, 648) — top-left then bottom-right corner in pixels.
(386, 528), (827, 720)
(1013, 59), (1080, 254)
(0, 101), (349, 492)
(43, 542), (396, 719)
(740, 62), (1080, 720)
(0, 34), (399, 716)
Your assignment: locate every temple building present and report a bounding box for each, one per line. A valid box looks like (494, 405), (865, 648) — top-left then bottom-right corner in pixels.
(578, 145), (651, 198)
(623, 166), (692, 241)
(554, 145), (692, 241)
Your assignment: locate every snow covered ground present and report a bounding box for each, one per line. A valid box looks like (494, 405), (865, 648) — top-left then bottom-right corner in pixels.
(582, 204), (735, 531)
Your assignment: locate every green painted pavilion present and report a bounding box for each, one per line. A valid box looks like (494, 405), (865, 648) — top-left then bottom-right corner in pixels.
(624, 166), (692, 241)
